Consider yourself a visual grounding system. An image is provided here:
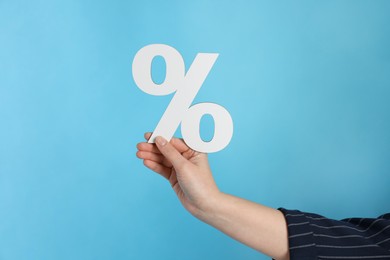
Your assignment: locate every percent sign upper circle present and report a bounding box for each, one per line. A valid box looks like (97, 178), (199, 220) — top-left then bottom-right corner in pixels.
(132, 44), (233, 153)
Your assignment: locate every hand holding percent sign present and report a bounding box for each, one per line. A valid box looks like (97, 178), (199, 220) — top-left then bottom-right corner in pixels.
(132, 44), (233, 153)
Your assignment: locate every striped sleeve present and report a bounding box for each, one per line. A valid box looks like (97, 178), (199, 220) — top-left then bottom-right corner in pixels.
(278, 208), (390, 260)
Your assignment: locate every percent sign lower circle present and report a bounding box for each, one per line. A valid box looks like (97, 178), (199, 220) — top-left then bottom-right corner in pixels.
(132, 44), (233, 153)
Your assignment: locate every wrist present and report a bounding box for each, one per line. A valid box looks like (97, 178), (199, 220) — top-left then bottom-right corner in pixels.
(191, 190), (226, 221)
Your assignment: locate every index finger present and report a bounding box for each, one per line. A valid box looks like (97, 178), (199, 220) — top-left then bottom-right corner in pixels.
(144, 132), (192, 154)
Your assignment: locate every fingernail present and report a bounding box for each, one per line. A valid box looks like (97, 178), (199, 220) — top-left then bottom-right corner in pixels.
(156, 136), (167, 146)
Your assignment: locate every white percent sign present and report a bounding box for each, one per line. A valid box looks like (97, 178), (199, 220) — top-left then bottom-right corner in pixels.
(132, 44), (233, 153)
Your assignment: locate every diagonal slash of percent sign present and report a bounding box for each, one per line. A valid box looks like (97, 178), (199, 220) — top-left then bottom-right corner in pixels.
(132, 44), (233, 153)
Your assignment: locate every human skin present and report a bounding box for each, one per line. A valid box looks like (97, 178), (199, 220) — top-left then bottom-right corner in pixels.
(136, 133), (290, 260)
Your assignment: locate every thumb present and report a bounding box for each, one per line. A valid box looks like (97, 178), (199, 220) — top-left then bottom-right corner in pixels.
(155, 136), (187, 170)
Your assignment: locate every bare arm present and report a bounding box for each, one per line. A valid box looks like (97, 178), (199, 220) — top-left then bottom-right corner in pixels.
(136, 133), (289, 260)
(198, 193), (289, 260)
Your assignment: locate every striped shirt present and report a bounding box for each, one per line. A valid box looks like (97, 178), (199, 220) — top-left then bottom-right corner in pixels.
(279, 208), (390, 259)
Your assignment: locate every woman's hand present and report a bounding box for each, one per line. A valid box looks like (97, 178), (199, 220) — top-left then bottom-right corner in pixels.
(136, 132), (289, 260)
(136, 133), (221, 218)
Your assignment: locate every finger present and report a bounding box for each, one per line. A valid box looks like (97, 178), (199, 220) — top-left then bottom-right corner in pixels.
(171, 137), (193, 154)
(143, 160), (171, 180)
(136, 151), (164, 162)
(137, 142), (161, 154)
(155, 136), (187, 170)
(136, 151), (173, 167)
(144, 132), (190, 154)
(144, 132), (152, 141)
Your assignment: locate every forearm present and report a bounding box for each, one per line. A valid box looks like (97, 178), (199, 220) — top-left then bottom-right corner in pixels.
(194, 192), (290, 260)
(137, 136), (290, 259)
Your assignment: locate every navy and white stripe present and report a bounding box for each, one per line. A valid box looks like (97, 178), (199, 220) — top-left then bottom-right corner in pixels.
(279, 208), (390, 260)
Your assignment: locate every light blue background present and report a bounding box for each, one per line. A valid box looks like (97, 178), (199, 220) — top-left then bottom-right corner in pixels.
(1, 1), (389, 259)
